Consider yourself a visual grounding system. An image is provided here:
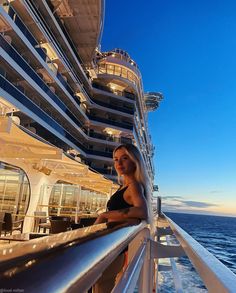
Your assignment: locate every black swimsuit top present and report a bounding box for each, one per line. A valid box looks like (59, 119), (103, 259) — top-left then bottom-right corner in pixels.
(107, 186), (133, 211)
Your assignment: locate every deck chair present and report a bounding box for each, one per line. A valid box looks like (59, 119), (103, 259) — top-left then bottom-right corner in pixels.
(34, 211), (50, 233)
(1, 213), (24, 235)
(50, 217), (71, 234)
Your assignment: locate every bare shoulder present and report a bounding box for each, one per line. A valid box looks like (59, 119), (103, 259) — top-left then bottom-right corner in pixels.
(128, 181), (143, 194)
(125, 182), (145, 201)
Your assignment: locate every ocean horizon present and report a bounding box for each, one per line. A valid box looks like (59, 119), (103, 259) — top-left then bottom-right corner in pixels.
(158, 212), (236, 292)
(163, 210), (236, 218)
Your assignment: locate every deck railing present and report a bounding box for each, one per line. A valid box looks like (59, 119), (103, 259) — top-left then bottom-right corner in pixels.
(0, 222), (150, 292)
(164, 215), (236, 292)
(0, 199), (236, 292)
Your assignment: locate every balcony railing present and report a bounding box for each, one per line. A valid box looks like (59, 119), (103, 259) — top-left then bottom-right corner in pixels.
(48, 4), (84, 66)
(87, 113), (133, 130)
(0, 223), (149, 292)
(23, 0), (92, 97)
(1, 75), (88, 154)
(97, 63), (139, 87)
(91, 97), (134, 115)
(87, 149), (113, 158)
(0, 35), (83, 130)
(7, 5), (47, 62)
(92, 82), (135, 101)
(88, 131), (132, 145)
(1, 208), (235, 292)
(1, 76), (123, 160)
(5, 3), (86, 108)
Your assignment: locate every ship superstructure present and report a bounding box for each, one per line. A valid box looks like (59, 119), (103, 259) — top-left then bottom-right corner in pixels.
(0, 0), (162, 231)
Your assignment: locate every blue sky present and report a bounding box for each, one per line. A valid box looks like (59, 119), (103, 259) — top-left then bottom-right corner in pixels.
(102, 0), (236, 216)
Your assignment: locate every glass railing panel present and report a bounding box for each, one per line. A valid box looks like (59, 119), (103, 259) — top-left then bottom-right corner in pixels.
(8, 6), (15, 19)
(92, 83), (135, 101)
(14, 15), (38, 47)
(89, 132), (107, 140)
(51, 9), (84, 65)
(87, 113), (133, 130)
(7, 4), (82, 108)
(35, 47), (48, 62)
(92, 82), (113, 93)
(91, 97), (134, 114)
(97, 64), (138, 87)
(87, 149), (112, 158)
(120, 137), (133, 144)
(26, 0), (91, 98)
(56, 72), (74, 97)
(124, 91), (135, 100)
(91, 99), (133, 114)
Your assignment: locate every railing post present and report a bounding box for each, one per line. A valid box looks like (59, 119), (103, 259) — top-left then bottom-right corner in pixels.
(157, 196), (161, 217)
(138, 238), (153, 292)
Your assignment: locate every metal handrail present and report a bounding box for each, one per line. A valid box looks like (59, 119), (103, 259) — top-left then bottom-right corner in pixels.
(0, 222), (147, 292)
(165, 215), (236, 293)
(1, 207), (235, 292)
(112, 240), (147, 293)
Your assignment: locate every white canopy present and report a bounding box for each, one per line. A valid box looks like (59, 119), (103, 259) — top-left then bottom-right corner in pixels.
(0, 117), (118, 194)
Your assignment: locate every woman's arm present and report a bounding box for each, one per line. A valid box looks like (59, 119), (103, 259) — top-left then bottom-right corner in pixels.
(94, 213), (142, 225)
(94, 207), (145, 224)
(94, 183), (148, 224)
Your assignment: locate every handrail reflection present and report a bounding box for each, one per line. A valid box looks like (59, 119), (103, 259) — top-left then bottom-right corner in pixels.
(0, 221), (146, 292)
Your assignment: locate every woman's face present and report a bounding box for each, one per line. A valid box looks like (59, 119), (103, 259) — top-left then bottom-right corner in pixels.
(113, 148), (136, 176)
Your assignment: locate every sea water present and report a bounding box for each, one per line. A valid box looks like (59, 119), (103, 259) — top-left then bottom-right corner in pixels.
(158, 212), (236, 292)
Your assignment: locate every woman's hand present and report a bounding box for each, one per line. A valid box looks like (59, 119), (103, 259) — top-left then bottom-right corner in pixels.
(94, 212), (107, 224)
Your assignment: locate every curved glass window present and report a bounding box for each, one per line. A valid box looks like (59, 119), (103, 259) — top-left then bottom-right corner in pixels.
(97, 63), (139, 87)
(0, 161), (30, 220)
(38, 182), (108, 217)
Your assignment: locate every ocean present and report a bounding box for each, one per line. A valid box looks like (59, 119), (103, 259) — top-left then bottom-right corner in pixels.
(158, 212), (236, 292)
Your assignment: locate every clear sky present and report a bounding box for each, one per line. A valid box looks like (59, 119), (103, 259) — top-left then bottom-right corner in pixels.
(102, 0), (236, 217)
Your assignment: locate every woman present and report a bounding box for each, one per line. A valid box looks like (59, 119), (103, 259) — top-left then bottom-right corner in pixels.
(93, 144), (149, 292)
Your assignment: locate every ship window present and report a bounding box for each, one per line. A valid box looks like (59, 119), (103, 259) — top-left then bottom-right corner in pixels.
(127, 71), (133, 81)
(107, 64), (115, 74)
(0, 161), (30, 220)
(121, 68), (127, 78)
(44, 183), (108, 215)
(98, 63), (106, 74)
(115, 66), (121, 76)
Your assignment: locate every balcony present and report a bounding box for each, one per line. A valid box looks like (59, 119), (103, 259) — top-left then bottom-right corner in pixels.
(87, 113), (133, 130)
(0, 75), (88, 153)
(5, 4), (86, 108)
(1, 76), (128, 159)
(88, 131), (132, 145)
(91, 97), (134, 115)
(96, 63), (139, 87)
(87, 149), (113, 158)
(92, 83), (135, 101)
(0, 35), (85, 130)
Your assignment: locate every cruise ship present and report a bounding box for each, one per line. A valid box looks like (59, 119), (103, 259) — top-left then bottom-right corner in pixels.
(0, 0), (162, 230)
(0, 1), (236, 292)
